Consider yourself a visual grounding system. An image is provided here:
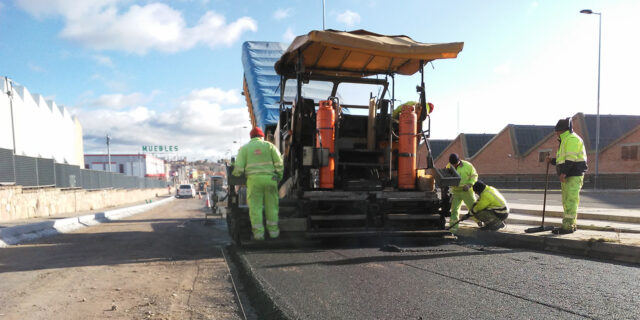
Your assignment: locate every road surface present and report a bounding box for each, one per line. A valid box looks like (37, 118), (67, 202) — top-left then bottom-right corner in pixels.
(236, 237), (640, 319)
(0, 198), (242, 320)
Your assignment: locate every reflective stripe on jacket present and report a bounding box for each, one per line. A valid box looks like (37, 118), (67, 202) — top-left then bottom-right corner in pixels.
(555, 130), (588, 177)
(446, 160), (478, 192)
(233, 138), (284, 178)
(472, 185), (509, 214)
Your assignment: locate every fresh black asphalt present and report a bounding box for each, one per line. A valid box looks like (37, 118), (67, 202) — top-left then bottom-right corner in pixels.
(235, 238), (640, 319)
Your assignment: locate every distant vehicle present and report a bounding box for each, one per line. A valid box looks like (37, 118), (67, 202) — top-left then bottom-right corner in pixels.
(177, 184), (196, 198)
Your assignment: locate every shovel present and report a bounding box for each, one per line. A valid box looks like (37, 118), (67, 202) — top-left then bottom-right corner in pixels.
(525, 161), (555, 233)
(446, 212), (473, 231)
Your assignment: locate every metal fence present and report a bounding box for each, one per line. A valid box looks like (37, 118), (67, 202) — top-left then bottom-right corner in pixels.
(0, 147), (166, 189)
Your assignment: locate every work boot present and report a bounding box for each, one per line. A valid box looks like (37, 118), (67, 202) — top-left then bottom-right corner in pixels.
(481, 221), (505, 231)
(552, 226), (576, 234)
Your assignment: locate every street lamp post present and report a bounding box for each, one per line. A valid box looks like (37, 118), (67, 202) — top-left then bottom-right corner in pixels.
(580, 9), (601, 189)
(106, 134), (112, 173)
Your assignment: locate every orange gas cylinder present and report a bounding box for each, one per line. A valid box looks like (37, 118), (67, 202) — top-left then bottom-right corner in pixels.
(317, 100), (335, 189)
(398, 104), (417, 189)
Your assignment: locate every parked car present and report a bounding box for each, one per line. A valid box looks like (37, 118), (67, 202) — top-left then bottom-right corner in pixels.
(176, 184), (196, 198)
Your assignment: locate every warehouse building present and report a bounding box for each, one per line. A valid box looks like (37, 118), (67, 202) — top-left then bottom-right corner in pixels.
(83, 154), (168, 180)
(1, 77), (84, 186)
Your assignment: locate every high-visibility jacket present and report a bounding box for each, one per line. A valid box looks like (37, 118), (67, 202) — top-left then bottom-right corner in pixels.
(446, 160), (478, 192)
(552, 130), (588, 177)
(472, 185), (509, 214)
(233, 138), (284, 180)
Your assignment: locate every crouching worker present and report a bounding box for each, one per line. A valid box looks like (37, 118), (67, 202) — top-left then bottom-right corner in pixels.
(466, 181), (509, 231)
(232, 127), (284, 240)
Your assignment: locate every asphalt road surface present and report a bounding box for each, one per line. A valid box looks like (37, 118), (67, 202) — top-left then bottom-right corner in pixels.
(502, 190), (640, 209)
(237, 238), (640, 320)
(0, 198), (242, 320)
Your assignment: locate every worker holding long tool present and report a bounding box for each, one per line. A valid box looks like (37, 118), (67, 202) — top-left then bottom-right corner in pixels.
(546, 118), (588, 234)
(466, 181), (509, 231)
(232, 127), (284, 240)
(446, 153), (478, 233)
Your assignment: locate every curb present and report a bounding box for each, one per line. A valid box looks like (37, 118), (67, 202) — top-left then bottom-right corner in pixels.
(0, 197), (174, 247)
(456, 227), (640, 265)
(505, 215), (640, 234)
(226, 245), (293, 319)
(510, 207), (640, 224)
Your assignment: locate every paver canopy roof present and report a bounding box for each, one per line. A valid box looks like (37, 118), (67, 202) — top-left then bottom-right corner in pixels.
(275, 29), (464, 77)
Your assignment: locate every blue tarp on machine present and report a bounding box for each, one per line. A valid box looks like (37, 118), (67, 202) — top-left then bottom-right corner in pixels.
(242, 41), (333, 130)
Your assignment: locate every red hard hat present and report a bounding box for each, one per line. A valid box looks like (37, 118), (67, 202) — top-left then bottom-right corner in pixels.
(250, 127), (264, 138)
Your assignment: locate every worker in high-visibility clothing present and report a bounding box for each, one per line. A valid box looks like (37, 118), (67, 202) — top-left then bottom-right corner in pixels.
(446, 153), (478, 233)
(465, 181), (509, 231)
(546, 118), (588, 234)
(232, 127), (284, 240)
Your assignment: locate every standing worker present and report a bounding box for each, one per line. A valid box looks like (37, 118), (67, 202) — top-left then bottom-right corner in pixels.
(466, 181), (509, 231)
(546, 118), (588, 234)
(446, 153), (478, 232)
(232, 127), (284, 240)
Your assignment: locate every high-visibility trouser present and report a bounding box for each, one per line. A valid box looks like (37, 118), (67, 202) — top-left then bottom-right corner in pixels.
(474, 208), (509, 228)
(450, 189), (476, 231)
(246, 174), (280, 240)
(561, 175), (584, 230)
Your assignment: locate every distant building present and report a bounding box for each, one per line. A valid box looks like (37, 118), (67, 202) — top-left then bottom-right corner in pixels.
(83, 154), (167, 180)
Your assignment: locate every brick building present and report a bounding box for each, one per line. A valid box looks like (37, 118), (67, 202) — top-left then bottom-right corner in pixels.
(430, 134), (495, 168)
(470, 125), (554, 174)
(416, 113), (640, 188)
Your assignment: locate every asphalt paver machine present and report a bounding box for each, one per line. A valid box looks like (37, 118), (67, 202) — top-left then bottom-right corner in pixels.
(227, 30), (463, 245)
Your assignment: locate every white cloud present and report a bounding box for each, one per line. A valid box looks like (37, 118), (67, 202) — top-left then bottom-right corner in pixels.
(76, 87), (250, 159)
(273, 8), (292, 20)
(86, 92), (153, 109)
(28, 62), (45, 73)
(336, 10), (360, 27)
(282, 27), (296, 43)
(493, 61), (512, 75)
(186, 87), (241, 105)
(16, 1), (257, 54)
(92, 54), (114, 67)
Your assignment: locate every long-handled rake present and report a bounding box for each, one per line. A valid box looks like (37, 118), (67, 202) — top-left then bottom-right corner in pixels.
(525, 161), (555, 233)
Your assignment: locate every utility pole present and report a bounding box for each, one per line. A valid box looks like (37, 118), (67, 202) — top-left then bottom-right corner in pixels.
(106, 134), (111, 172)
(5, 77), (17, 183)
(580, 9), (602, 189)
(322, 0), (326, 30)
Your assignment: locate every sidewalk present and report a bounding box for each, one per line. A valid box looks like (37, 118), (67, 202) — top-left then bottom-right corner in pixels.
(0, 196), (175, 247)
(455, 203), (640, 265)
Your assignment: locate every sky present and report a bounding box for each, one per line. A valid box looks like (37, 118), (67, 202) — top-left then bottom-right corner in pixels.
(1, 0), (639, 160)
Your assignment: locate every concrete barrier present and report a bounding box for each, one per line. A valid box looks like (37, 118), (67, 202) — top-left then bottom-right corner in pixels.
(0, 186), (165, 222)
(0, 196), (174, 247)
